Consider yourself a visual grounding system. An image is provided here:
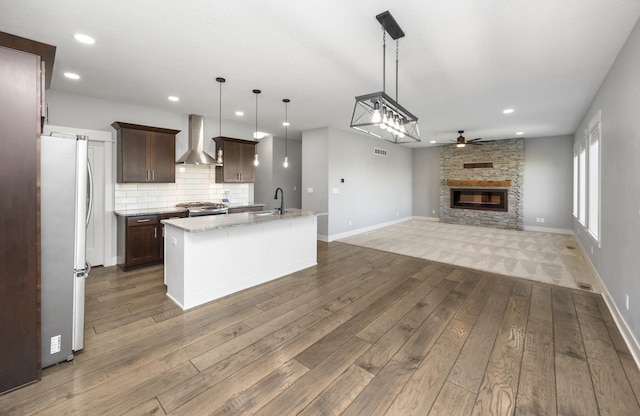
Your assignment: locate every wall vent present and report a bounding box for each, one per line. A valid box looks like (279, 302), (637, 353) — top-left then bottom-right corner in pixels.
(374, 147), (388, 156)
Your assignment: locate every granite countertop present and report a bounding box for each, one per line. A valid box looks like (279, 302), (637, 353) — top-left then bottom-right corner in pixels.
(162, 208), (325, 233)
(114, 207), (188, 217)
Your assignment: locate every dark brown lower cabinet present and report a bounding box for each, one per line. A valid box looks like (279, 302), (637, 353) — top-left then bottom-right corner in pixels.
(117, 212), (187, 270)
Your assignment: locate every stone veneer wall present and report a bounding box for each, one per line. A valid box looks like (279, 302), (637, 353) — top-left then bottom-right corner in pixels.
(440, 138), (524, 229)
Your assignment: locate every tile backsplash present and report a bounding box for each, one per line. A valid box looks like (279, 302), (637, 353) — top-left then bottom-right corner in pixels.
(114, 165), (250, 211)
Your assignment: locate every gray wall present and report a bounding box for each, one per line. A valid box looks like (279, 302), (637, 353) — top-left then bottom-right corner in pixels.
(254, 136), (274, 208)
(254, 135), (302, 210)
(573, 17), (640, 342)
(302, 127), (413, 240)
(523, 135), (574, 230)
(412, 146), (441, 217)
(301, 128), (329, 236)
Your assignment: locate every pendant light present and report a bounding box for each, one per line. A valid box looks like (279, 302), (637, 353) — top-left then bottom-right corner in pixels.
(253, 89), (261, 167)
(282, 98), (290, 168)
(350, 11), (421, 144)
(215, 77), (225, 165)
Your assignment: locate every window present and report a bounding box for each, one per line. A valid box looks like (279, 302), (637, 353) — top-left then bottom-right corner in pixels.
(578, 139), (586, 226)
(588, 112), (601, 240)
(573, 149), (578, 217)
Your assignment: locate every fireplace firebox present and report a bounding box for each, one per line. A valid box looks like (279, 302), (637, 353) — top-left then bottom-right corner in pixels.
(450, 188), (508, 211)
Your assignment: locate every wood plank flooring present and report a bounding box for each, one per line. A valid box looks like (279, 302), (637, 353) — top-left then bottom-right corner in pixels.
(1, 242), (639, 415)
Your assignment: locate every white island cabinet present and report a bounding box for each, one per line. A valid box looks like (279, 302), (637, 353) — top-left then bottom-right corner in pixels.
(162, 209), (323, 310)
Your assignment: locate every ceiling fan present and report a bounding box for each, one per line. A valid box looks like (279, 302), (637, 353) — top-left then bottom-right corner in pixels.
(452, 130), (492, 147)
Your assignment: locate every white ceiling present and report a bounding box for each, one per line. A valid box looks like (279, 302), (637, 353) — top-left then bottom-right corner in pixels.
(2, 0), (639, 147)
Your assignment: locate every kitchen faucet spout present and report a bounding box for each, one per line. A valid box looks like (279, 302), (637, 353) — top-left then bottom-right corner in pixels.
(274, 187), (284, 215)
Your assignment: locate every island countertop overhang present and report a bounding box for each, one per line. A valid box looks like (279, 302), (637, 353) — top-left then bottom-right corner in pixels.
(161, 208), (325, 233)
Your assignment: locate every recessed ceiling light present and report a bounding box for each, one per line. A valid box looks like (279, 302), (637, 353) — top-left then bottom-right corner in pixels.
(168, 96), (179, 102)
(64, 72), (80, 80)
(503, 108), (514, 114)
(253, 132), (268, 139)
(282, 122), (290, 126)
(73, 33), (95, 45)
(430, 140), (436, 144)
(235, 111), (244, 116)
(516, 131), (524, 135)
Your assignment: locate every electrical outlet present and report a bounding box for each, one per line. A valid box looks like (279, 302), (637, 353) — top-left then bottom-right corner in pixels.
(626, 293), (630, 310)
(540, 217), (545, 223)
(396, 211), (399, 216)
(307, 188), (314, 193)
(432, 209), (436, 214)
(536, 217), (540, 223)
(51, 335), (61, 354)
(348, 220), (352, 226)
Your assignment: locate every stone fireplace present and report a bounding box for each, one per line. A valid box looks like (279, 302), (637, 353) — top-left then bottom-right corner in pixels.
(440, 138), (524, 229)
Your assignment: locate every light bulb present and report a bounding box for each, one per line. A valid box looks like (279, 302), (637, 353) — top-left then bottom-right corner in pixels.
(253, 154), (259, 166)
(283, 156), (289, 168)
(371, 101), (381, 124)
(399, 118), (407, 134)
(456, 143), (465, 148)
(386, 111), (395, 128)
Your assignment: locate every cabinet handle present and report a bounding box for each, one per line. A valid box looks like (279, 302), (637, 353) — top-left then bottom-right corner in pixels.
(152, 170), (155, 181)
(137, 219), (151, 223)
(154, 228), (157, 238)
(146, 170), (150, 181)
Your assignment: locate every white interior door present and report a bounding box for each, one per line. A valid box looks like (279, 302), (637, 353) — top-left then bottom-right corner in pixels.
(86, 141), (105, 266)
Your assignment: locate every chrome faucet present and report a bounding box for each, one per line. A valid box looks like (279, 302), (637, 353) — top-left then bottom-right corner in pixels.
(274, 187), (284, 215)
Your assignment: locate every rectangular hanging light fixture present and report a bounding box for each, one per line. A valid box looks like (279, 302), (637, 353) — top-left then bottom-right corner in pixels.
(350, 11), (421, 144)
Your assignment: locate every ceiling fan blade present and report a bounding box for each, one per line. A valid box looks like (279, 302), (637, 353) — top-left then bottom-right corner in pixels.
(467, 137), (483, 142)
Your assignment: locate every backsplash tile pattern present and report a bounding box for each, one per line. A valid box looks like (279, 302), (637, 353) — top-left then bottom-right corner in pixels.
(115, 165), (250, 211)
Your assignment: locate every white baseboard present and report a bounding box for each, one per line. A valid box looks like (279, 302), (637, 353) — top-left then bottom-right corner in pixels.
(324, 217), (412, 242)
(574, 235), (640, 369)
(523, 225), (573, 235)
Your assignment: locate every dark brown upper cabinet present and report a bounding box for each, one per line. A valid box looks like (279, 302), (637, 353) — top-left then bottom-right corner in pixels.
(213, 137), (257, 183)
(112, 122), (179, 183)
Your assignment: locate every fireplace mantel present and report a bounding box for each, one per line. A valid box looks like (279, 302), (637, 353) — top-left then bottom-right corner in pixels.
(446, 179), (511, 187)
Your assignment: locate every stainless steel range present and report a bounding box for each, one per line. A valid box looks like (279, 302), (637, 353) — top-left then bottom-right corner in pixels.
(176, 202), (228, 217)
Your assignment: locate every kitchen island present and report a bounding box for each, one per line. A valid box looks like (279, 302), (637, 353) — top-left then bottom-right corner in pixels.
(162, 208), (323, 310)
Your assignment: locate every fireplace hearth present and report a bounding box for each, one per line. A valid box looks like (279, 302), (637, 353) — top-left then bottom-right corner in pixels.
(450, 188), (508, 212)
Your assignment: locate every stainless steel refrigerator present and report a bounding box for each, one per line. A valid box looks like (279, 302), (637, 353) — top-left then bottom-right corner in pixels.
(40, 132), (93, 367)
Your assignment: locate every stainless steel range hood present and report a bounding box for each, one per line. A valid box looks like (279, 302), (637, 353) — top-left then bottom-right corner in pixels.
(176, 114), (217, 165)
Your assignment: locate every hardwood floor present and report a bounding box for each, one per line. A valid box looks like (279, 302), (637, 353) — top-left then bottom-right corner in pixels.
(2, 242), (639, 415)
